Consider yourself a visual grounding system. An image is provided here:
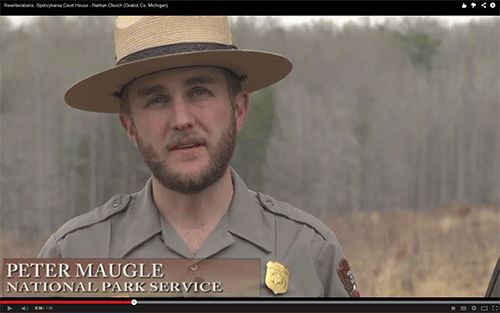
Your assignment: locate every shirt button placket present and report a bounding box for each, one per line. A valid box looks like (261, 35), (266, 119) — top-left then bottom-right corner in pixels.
(185, 263), (201, 297)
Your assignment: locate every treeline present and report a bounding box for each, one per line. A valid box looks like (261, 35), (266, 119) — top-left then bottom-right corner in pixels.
(1, 16), (498, 242)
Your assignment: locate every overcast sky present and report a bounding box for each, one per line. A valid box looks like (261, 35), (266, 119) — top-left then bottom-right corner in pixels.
(6, 16), (497, 29)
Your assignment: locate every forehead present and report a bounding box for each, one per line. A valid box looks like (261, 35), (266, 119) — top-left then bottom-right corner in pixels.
(127, 67), (226, 92)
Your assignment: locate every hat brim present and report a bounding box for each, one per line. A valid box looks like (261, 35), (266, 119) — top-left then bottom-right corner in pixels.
(64, 50), (292, 113)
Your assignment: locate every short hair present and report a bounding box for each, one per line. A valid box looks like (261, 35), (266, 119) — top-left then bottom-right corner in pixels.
(117, 67), (243, 116)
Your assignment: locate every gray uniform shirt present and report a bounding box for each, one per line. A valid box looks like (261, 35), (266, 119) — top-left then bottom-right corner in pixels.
(38, 168), (356, 297)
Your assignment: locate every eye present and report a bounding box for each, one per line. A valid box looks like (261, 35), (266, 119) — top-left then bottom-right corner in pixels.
(190, 87), (212, 98)
(146, 95), (168, 108)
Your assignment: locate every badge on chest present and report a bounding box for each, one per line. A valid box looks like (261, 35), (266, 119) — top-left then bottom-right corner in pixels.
(265, 261), (290, 295)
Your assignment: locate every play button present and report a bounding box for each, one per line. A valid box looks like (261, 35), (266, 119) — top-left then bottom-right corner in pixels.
(7, 306), (12, 311)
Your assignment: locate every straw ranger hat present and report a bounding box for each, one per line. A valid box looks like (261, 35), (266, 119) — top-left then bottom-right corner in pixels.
(64, 16), (293, 113)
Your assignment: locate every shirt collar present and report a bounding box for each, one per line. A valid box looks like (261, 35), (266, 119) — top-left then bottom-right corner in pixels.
(226, 168), (273, 253)
(120, 177), (162, 258)
(120, 167), (272, 257)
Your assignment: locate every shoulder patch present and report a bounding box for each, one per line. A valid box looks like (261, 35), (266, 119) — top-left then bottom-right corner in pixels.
(54, 193), (132, 241)
(337, 257), (361, 297)
(256, 192), (333, 241)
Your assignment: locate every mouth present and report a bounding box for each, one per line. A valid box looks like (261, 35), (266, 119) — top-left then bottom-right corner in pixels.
(169, 141), (205, 151)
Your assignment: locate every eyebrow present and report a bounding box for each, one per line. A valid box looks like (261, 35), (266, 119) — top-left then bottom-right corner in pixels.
(184, 75), (217, 86)
(137, 85), (165, 98)
(135, 74), (219, 98)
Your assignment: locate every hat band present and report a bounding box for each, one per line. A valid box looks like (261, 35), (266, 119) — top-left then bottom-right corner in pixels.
(116, 42), (238, 66)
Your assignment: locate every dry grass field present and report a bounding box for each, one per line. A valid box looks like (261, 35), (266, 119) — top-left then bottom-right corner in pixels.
(1, 200), (499, 297)
(326, 201), (500, 297)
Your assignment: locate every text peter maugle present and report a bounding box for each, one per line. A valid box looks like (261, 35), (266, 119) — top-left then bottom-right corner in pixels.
(7, 262), (169, 278)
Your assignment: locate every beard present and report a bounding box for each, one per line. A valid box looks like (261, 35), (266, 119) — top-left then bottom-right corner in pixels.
(134, 108), (237, 194)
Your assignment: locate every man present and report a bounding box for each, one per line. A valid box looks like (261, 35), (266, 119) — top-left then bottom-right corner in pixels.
(38, 16), (359, 297)
(486, 255), (500, 298)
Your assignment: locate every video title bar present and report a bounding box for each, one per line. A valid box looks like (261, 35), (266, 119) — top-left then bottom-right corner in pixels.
(1, 1), (499, 16)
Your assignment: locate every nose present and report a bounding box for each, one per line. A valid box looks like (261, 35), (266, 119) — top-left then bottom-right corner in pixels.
(171, 98), (194, 130)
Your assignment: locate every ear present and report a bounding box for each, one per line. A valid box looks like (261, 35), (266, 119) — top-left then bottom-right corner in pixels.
(233, 91), (250, 133)
(119, 114), (138, 148)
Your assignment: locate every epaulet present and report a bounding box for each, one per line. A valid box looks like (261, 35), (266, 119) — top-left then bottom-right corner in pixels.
(53, 193), (133, 241)
(256, 192), (332, 241)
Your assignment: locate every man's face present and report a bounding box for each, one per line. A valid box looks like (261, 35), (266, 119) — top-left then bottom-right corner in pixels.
(120, 67), (248, 194)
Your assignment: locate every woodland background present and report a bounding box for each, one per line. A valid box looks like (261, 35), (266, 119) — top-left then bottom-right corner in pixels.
(1, 16), (499, 296)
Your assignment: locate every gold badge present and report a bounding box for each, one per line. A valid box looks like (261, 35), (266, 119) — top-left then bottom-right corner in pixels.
(265, 261), (289, 294)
